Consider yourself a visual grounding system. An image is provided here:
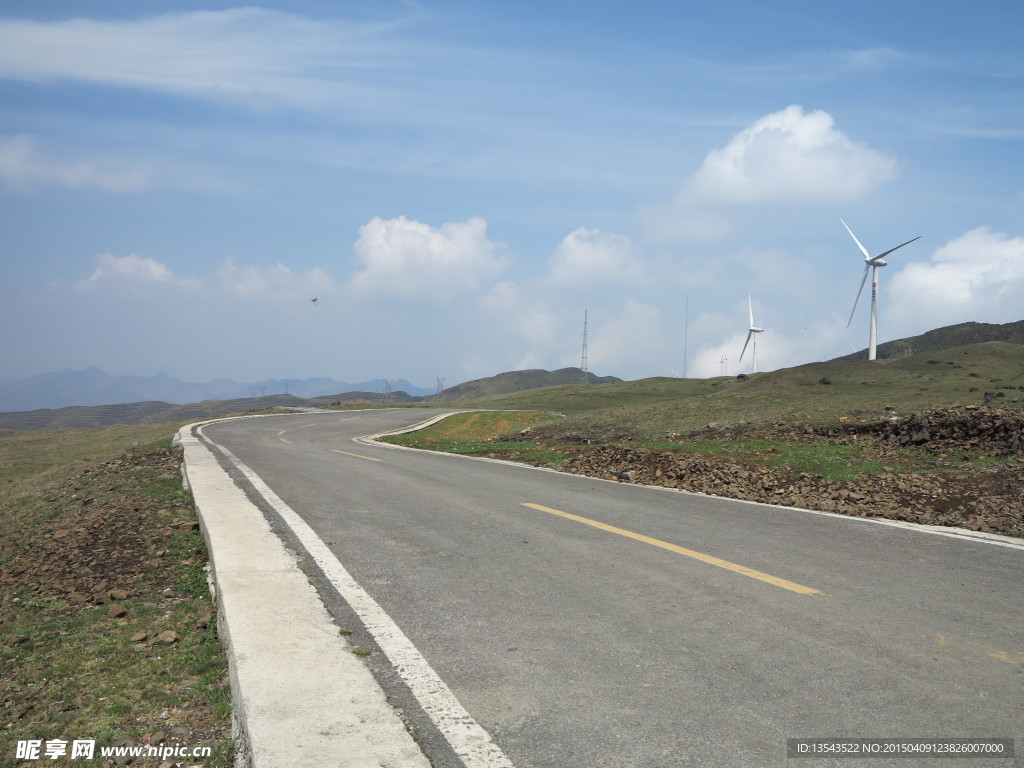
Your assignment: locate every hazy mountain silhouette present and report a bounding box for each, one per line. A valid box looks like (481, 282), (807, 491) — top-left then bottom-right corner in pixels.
(0, 367), (432, 412)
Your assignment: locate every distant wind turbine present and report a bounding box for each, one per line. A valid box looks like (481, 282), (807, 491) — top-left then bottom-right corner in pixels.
(738, 294), (765, 373)
(842, 219), (920, 361)
(719, 348), (729, 376)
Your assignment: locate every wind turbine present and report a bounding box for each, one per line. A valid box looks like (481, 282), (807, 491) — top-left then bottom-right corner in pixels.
(719, 348), (729, 376)
(842, 219), (920, 361)
(738, 295), (764, 373)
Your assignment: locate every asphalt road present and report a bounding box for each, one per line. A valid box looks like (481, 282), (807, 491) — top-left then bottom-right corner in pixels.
(200, 409), (1024, 768)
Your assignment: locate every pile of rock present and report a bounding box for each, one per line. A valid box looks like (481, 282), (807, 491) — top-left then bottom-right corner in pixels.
(821, 406), (1024, 456)
(560, 442), (1023, 536)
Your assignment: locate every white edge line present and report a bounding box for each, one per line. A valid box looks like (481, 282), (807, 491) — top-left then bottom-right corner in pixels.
(194, 417), (516, 768)
(357, 415), (1024, 554)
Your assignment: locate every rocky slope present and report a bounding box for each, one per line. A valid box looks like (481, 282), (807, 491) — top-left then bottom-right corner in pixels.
(539, 406), (1024, 537)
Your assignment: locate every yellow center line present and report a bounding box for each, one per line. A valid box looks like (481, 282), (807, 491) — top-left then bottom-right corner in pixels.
(330, 449), (383, 462)
(278, 437), (293, 444)
(522, 503), (822, 596)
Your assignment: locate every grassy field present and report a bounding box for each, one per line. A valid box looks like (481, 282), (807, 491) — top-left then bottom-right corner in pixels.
(1, 421), (234, 767)
(382, 411), (571, 466)
(383, 342), (1024, 538)
(450, 341), (1024, 442)
(381, 412), (990, 484)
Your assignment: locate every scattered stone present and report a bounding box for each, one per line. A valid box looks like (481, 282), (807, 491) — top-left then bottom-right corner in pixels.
(107, 603), (127, 618)
(818, 376), (832, 385)
(195, 604), (213, 629)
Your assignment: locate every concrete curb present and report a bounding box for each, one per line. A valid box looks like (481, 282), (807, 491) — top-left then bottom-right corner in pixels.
(176, 420), (431, 768)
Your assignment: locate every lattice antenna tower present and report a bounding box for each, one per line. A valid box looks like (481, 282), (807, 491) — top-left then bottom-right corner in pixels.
(381, 378), (395, 406)
(580, 309), (589, 384)
(435, 377), (446, 403)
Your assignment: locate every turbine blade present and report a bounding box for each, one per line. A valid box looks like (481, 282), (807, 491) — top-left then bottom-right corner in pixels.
(738, 330), (753, 362)
(847, 264), (870, 327)
(748, 294), (755, 327)
(841, 218), (870, 260)
(873, 235), (921, 262)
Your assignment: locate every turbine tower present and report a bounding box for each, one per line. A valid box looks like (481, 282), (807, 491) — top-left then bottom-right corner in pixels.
(738, 294), (764, 373)
(719, 348), (729, 376)
(842, 219), (920, 361)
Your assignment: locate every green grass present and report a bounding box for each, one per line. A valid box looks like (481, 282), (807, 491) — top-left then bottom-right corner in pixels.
(658, 438), (891, 483)
(464, 342), (1024, 444)
(381, 411), (570, 466)
(451, 376), (727, 416)
(0, 424), (233, 765)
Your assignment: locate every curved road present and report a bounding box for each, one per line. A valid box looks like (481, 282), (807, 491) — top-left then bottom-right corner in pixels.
(198, 409), (1023, 767)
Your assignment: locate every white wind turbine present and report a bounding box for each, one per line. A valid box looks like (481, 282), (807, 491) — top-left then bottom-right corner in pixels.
(719, 347), (729, 376)
(842, 219), (920, 361)
(738, 295), (764, 373)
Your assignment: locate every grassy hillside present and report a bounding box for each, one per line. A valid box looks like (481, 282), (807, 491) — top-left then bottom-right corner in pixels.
(460, 342), (1024, 442)
(439, 367), (621, 401)
(451, 375), (724, 415)
(848, 319), (1024, 360)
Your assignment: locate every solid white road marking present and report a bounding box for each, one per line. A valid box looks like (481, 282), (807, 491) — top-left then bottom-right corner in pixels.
(199, 426), (516, 768)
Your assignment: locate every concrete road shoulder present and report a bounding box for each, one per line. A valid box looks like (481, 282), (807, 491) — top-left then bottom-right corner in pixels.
(177, 422), (431, 768)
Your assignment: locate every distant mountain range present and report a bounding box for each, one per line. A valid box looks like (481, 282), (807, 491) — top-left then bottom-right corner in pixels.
(0, 367), (433, 413)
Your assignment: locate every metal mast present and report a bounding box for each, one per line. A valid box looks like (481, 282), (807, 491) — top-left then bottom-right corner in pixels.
(580, 309), (589, 384)
(683, 294), (689, 379)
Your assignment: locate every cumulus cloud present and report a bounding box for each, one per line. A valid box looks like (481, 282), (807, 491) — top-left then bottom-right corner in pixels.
(217, 260), (333, 302)
(643, 106), (898, 241)
(585, 300), (670, 377)
(349, 216), (507, 302)
(687, 105), (898, 204)
(82, 254), (199, 290)
(549, 228), (648, 285)
(887, 227), (1024, 331)
(0, 134), (150, 191)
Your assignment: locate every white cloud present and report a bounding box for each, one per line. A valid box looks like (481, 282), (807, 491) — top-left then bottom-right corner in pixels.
(479, 281), (520, 312)
(0, 134), (150, 191)
(587, 300), (669, 377)
(217, 260), (334, 302)
(643, 106), (898, 242)
(549, 227), (649, 285)
(887, 227), (1024, 331)
(83, 253), (199, 290)
(686, 105), (898, 205)
(0, 9), (417, 114)
(349, 216), (507, 302)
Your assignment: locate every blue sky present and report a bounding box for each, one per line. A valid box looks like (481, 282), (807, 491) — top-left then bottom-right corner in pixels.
(1, 1), (1022, 389)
